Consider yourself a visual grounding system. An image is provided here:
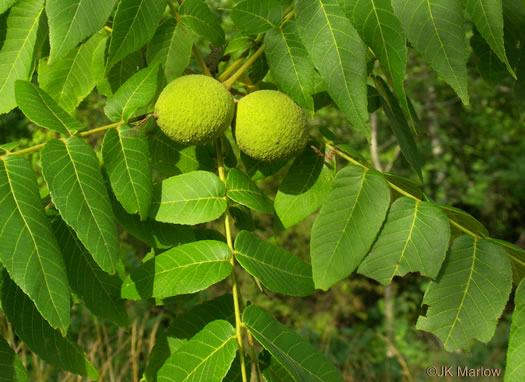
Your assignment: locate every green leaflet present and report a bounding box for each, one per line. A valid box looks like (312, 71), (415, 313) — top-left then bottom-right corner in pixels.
(156, 320), (237, 382)
(505, 279), (525, 382)
(1, 272), (99, 380)
(226, 168), (274, 214)
(416, 236), (512, 351)
(102, 125), (152, 219)
(358, 197), (450, 285)
(295, 0), (369, 137)
(232, 0), (282, 34)
(179, 0), (225, 46)
(274, 145), (335, 228)
(391, 0), (469, 104)
(15, 80), (83, 135)
(0, 334), (28, 382)
(234, 231), (315, 296)
(0, 155), (70, 334)
(490, 238), (525, 284)
(243, 305), (344, 382)
(0, 0), (45, 114)
(46, 0), (118, 64)
(0, 0), (17, 14)
(121, 240), (232, 300)
(310, 165), (391, 290)
(149, 171), (227, 225)
(41, 138), (120, 274)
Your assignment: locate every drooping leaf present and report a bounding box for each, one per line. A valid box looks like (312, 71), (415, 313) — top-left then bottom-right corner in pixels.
(416, 236), (512, 351)
(310, 165), (391, 290)
(156, 320), (237, 382)
(147, 125), (214, 176)
(243, 305), (344, 382)
(358, 197), (450, 285)
(295, 0), (369, 137)
(343, 0), (409, 118)
(232, 0), (282, 35)
(0, 272), (99, 380)
(464, 0), (515, 78)
(112, 196), (195, 249)
(391, 0), (469, 104)
(439, 204), (489, 237)
(264, 21), (315, 110)
(0, 334), (28, 382)
(179, 0), (225, 46)
(505, 279), (525, 382)
(38, 32), (104, 113)
(226, 168), (273, 214)
(376, 77), (423, 179)
(0, 0), (45, 114)
(471, 29), (508, 86)
(0, 155), (70, 333)
(41, 138), (120, 274)
(274, 145), (335, 228)
(144, 294), (234, 381)
(234, 231), (315, 296)
(107, 0), (166, 70)
(46, 0), (118, 64)
(104, 64), (160, 122)
(51, 215), (128, 327)
(14, 80), (82, 135)
(102, 125), (152, 219)
(147, 19), (194, 82)
(121, 240), (232, 300)
(149, 171), (227, 225)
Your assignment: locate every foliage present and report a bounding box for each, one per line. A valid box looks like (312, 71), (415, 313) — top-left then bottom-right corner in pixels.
(0, 0), (524, 381)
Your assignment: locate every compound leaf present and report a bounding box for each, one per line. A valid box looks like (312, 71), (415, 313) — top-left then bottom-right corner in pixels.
(226, 168), (273, 214)
(243, 305), (344, 382)
(121, 240), (232, 300)
(41, 138), (120, 274)
(416, 236), (512, 351)
(179, 0), (224, 46)
(311, 165), (391, 290)
(0, 155), (70, 334)
(234, 231), (315, 296)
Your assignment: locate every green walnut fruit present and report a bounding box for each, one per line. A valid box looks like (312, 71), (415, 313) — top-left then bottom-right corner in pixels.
(235, 90), (308, 162)
(154, 74), (234, 145)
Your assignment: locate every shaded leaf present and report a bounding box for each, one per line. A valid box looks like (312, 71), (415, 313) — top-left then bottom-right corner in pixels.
(15, 80), (82, 135)
(489, 238), (525, 284)
(179, 0), (225, 46)
(240, 151), (287, 181)
(243, 305), (344, 382)
(259, 350), (295, 382)
(358, 197), (450, 285)
(232, 0), (282, 34)
(296, 0), (369, 137)
(391, 0), (469, 104)
(46, 0), (118, 64)
(147, 19), (194, 82)
(0, 334), (28, 382)
(0, 0), (45, 114)
(121, 240), (232, 300)
(41, 138), (120, 274)
(235, 231), (315, 296)
(505, 279), (525, 382)
(384, 173), (424, 200)
(471, 29), (508, 86)
(226, 168), (273, 214)
(156, 320), (237, 382)
(51, 215), (128, 327)
(97, 49), (145, 97)
(107, 0), (166, 70)
(104, 64), (160, 122)
(149, 171), (227, 225)
(416, 236), (512, 351)
(264, 21), (315, 110)
(275, 145), (335, 228)
(1, 272), (98, 380)
(439, 204), (489, 237)
(311, 165), (391, 290)
(0, 155), (70, 333)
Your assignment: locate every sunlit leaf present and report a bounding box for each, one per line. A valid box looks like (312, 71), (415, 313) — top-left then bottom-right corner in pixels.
(41, 138), (120, 274)
(235, 231), (315, 296)
(0, 0), (17, 14)
(243, 305), (344, 382)
(232, 0), (282, 34)
(121, 240), (232, 300)
(179, 0), (225, 46)
(149, 171), (227, 225)
(226, 168), (273, 214)
(416, 236), (512, 351)
(311, 165), (391, 290)
(0, 155), (70, 333)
